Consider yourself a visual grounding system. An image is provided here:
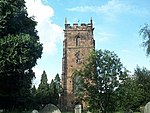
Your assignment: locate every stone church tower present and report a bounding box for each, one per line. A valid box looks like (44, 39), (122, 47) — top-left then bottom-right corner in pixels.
(61, 18), (95, 111)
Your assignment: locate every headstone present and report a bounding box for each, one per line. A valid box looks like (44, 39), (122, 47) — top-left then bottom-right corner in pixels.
(129, 109), (133, 113)
(144, 102), (150, 113)
(39, 104), (61, 113)
(74, 104), (81, 113)
(32, 109), (39, 113)
(140, 106), (144, 113)
(0, 109), (3, 113)
(124, 106), (133, 113)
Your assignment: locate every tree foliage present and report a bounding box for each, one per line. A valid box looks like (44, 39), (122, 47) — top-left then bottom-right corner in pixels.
(0, 0), (43, 111)
(116, 76), (142, 111)
(51, 74), (62, 107)
(0, 0), (38, 38)
(37, 71), (50, 107)
(36, 72), (61, 108)
(0, 34), (42, 74)
(134, 66), (150, 105)
(74, 50), (128, 113)
(116, 66), (150, 111)
(49, 79), (59, 106)
(140, 24), (150, 56)
(54, 73), (62, 94)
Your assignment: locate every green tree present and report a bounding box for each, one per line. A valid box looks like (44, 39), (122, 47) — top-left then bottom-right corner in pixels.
(0, 0), (43, 110)
(0, 0), (38, 38)
(31, 85), (37, 96)
(134, 66), (150, 105)
(0, 34), (42, 111)
(49, 79), (59, 106)
(74, 50), (128, 113)
(54, 73), (62, 94)
(140, 24), (150, 55)
(116, 76), (142, 111)
(116, 66), (150, 111)
(37, 71), (50, 107)
(30, 85), (37, 109)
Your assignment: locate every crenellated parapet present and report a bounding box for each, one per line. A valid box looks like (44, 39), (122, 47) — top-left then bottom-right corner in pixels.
(65, 23), (93, 30)
(64, 18), (94, 31)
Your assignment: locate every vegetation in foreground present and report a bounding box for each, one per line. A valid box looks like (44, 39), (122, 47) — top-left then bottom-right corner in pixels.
(69, 24), (150, 113)
(1, 0), (150, 112)
(1, 111), (141, 113)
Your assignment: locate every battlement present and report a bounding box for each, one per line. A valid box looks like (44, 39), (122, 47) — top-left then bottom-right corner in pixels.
(64, 18), (93, 30)
(65, 23), (92, 30)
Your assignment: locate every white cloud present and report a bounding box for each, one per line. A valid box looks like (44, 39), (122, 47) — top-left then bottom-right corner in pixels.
(121, 49), (131, 54)
(25, 0), (63, 86)
(32, 68), (43, 88)
(67, 6), (95, 13)
(97, 32), (115, 43)
(67, 0), (150, 19)
(25, 0), (63, 55)
(25, 0), (53, 22)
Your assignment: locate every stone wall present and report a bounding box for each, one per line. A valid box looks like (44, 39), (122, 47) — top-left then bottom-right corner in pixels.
(61, 19), (95, 111)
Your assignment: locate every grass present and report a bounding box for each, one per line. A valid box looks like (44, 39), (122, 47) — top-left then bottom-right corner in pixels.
(1, 111), (140, 113)
(84, 111), (140, 113)
(1, 111), (31, 113)
(3, 111), (66, 113)
(62, 112), (86, 113)
(62, 112), (72, 113)
(1, 110), (140, 113)
(61, 111), (140, 113)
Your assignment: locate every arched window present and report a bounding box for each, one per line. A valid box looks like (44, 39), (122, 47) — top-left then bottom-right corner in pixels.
(76, 36), (80, 46)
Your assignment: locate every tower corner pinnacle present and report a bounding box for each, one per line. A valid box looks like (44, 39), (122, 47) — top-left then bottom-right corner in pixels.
(65, 17), (67, 25)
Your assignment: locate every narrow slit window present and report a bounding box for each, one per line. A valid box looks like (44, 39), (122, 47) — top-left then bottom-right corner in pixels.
(75, 51), (81, 64)
(76, 36), (80, 46)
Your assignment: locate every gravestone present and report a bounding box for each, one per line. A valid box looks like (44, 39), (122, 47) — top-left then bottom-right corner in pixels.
(144, 102), (150, 113)
(74, 104), (81, 113)
(39, 104), (61, 113)
(32, 109), (39, 113)
(124, 106), (133, 113)
(140, 106), (144, 113)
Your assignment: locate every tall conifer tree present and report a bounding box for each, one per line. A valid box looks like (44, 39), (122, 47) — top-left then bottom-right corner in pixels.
(37, 71), (50, 107)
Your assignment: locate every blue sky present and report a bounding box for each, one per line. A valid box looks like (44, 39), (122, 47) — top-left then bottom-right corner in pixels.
(25, 0), (150, 86)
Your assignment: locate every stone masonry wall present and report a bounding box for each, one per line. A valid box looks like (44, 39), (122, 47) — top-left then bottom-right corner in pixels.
(61, 19), (95, 111)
